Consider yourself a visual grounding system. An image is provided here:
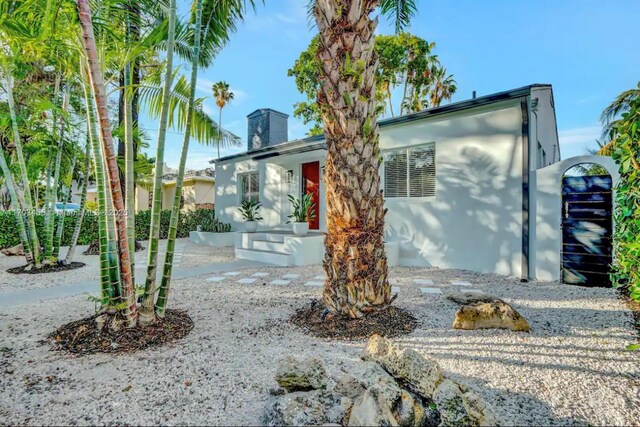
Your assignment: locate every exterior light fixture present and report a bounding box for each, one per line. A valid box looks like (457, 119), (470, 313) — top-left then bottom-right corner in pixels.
(286, 170), (294, 183)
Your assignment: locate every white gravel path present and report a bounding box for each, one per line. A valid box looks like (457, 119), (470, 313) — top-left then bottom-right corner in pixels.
(0, 256), (638, 425)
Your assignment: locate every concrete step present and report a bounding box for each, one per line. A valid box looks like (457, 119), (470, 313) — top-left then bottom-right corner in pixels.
(262, 233), (286, 243)
(235, 248), (293, 266)
(252, 239), (287, 253)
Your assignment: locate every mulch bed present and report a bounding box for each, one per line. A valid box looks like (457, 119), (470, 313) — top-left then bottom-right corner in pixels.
(46, 309), (194, 354)
(290, 300), (417, 340)
(83, 240), (144, 255)
(7, 261), (85, 274)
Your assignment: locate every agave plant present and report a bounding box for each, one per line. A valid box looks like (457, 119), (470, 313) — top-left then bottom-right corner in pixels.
(286, 193), (316, 223)
(238, 199), (263, 222)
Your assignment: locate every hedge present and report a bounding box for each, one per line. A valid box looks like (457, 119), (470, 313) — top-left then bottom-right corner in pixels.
(0, 208), (231, 250)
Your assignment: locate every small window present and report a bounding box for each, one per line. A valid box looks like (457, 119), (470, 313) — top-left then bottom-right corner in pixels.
(384, 143), (436, 198)
(239, 172), (259, 203)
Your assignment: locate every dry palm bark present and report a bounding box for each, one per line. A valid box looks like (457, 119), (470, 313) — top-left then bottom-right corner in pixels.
(77, 0), (136, 326)
(314, 0), (391, 318)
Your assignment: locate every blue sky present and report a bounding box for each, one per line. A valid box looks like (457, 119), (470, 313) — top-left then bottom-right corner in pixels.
(141, 0), (640, 170)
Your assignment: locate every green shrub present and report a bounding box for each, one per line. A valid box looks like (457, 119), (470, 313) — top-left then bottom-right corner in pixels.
(0, 208), (231, 249)
(611, 91), (640, 301)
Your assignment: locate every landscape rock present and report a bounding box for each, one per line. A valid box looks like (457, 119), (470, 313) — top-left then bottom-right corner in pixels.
(362, 335), (444, 397)
(446, 292), (502, 305)
(452, 301), (530, 332)
(263, 390), (351, 426)
(432, 379), (497, 426)
(347, 388), (397, 426)
(334, 374), (366, 399)
(275, 356), (327, 392)
(1, 244), (24, 256)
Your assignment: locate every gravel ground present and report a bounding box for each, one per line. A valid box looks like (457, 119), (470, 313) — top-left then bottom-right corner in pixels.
(0, 239), (232, 293)
(0, 258), (638, 425)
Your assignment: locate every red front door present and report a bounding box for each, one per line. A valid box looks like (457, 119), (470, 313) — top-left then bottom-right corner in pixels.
(301, 161), (320, 230)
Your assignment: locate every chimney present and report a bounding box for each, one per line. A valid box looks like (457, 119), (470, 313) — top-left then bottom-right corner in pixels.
(472, 91), (477, 99)
(247, 108), (289, 151)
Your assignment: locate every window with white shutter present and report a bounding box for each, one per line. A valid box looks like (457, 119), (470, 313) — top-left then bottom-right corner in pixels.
(383, 143), (436, 199)
(239, 172), (260, 203)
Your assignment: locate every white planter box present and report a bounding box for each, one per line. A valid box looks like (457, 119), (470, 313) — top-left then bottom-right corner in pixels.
(189, 231), (235, 248)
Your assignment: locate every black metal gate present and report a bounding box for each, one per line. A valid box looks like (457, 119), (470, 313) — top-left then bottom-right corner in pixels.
(561, 175), (613, 287)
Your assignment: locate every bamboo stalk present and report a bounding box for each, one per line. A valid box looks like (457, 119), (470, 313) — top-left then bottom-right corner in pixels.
(155, 0), (203, 317)
(139, 0), (177, 324)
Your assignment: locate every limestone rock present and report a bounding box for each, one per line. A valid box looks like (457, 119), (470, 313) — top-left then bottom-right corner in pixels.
(263, 390), (351, 426)
(347, 388), (398, 427)
(432, 379), (497, 427)
(275, 356), (327, 392)
(446, 292), (502, 305)
(334, 374), (366, 399)
(362, 335), (444, 398)
(452, 301), (530, 332)
(1, 244), (24, 256)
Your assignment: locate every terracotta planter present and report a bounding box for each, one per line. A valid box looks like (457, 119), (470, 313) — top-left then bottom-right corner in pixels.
(292, 222), (309, 237)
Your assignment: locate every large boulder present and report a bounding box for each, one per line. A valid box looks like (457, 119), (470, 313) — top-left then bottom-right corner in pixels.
(362, 335), (444, 398)
(263, 390), (351, 426)
(1, 244), (24, 256)
(452, 301), (530, 332)
(275, 356), (328, 392)
(432, 379), (497, 426)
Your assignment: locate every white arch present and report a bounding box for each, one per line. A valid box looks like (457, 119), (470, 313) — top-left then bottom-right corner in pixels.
(530, 155), (618, 282)
(555, 155), (620, 183)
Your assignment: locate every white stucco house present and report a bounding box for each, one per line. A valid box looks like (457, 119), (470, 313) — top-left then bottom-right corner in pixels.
(212, 84), (618, 283)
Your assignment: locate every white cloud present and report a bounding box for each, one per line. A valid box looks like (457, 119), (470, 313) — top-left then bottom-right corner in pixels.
(558, 125), (602, 157)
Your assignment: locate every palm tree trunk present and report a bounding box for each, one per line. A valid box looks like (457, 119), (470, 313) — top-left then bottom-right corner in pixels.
(4, 67), (42, 267)
(54, 153), (76, 259)
(155, 0), (203, 318)
(218, 106), (222, 159)
(65, 141), (91, 264)
(124, 23), (136, 284)
(77, 0), (136, 326)
(0, 148), (34, 264)
(46, 86), (70, 261)
(314, 0), (391, 319)
(83, 76), (115, 304)
(140, 0), (178, 324)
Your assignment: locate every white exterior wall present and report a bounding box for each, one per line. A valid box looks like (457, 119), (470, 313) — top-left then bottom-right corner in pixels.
(214, 93), (572, 278)
(380, 100), (525, 276)
(216, 159), (285, 230)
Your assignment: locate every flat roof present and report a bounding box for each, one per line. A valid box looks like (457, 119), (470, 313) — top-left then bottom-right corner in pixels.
(212, 84), (550, 164)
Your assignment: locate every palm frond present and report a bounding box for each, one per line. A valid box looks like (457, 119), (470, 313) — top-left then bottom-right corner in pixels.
(380, 0), (417, 33)
(134, 73), (240, 147)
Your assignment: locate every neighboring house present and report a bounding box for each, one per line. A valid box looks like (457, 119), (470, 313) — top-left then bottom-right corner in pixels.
(74, 164), (216, 212)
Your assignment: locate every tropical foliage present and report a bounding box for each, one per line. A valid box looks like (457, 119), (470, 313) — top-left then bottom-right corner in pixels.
(0, 0), (249, 331)
(608, 84), (640, 302)
(288, 32), (454, 135)
(0, 208), (230, 250)
(238, 199), (263, 221)
(286, 193), (316, 223)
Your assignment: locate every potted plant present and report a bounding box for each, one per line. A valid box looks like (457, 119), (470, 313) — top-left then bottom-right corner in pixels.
(238, 200), (262, 233)
(287, 193), (316, 237)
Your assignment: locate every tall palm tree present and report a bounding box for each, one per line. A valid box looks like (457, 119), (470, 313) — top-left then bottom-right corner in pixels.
(156, 0), (254, 318)
(429, 64), (456, 108)
(312, 0), (416, 319)
(212, 81), (234, 159)
(77, 0), (136, 326)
